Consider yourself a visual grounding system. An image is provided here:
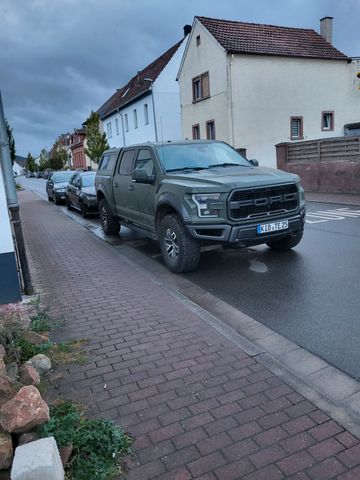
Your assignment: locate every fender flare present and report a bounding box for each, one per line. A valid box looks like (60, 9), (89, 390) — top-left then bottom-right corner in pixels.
(156, 193), (191, 227)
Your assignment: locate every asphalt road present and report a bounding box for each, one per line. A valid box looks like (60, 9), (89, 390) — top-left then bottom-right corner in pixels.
(18, 176), (360, 380)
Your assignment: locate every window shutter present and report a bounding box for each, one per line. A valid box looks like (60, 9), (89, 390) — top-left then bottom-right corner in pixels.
(202, 73), (210, 98)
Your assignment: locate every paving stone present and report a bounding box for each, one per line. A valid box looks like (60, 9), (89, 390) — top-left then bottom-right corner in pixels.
(18, 190), (360, 480)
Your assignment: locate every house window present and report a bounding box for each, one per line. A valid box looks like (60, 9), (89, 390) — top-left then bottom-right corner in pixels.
(192, 124), (200, 140)
(322, 111), (334, 131)
(290, 117), (303, 140)
(144, 104), (149, 125)
(115, 118), (119, 135)
(133, 109), (138, 129)
(192, 72), (210, 102)
(196, 35), (201, 46)
(124, 114), (129, 132)
(206, 120), (216, 140)
(106, 122), (112, 138)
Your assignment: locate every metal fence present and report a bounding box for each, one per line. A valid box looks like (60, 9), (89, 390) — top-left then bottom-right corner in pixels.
(287, 136), (360, 164)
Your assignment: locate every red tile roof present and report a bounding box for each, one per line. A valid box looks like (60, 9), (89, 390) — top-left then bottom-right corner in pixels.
(197, 16), (348, 61)
(98, 39), (184, 119)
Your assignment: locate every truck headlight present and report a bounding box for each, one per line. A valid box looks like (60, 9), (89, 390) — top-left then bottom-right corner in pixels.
(192, 193), (222, 217)
(297, 184), (305, 206)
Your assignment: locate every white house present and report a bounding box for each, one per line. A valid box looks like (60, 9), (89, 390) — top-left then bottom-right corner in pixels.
(97, 27), (191, 147)
(177, 16), (360, 167)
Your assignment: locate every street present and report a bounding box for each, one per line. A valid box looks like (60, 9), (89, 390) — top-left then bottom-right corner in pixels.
(18, 177), (360, 380)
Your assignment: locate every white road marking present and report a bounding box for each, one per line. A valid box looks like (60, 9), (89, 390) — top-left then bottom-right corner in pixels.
(306, 208), (360, 224)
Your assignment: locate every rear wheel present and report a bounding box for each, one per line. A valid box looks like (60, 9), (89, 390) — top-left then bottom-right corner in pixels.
(159, 214), (200, 273)
(99, 199), (120, 235)
(266, 230), (303, 251)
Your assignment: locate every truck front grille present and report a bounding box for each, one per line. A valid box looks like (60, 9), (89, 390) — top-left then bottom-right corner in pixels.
(228, 183), (298, 220)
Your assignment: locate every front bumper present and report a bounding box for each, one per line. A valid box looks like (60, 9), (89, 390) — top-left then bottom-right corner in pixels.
(185, 208), (306, 246)
(54, 192), (66, 201)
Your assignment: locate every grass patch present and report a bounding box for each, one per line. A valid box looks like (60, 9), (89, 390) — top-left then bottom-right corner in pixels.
(38, 401), (132, 480)
(49, 340), (88, 366)
(16, 338), (53, 362)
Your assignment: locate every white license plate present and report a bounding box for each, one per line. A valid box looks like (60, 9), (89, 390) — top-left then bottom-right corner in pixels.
(257, 220), (289, 234)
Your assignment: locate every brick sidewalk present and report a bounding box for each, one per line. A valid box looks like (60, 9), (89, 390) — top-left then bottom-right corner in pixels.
(19, 190), (360, 479)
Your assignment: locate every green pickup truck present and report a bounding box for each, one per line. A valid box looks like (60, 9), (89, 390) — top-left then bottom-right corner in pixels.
(95, 141), (305, 273)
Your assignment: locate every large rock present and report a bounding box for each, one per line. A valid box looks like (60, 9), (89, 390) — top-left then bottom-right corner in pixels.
(19, 365), (40, 386)
(26, 354), (52, 375)
(11, 437), (64, 480)
(0, 429), (13, 470)
(21, 331), (49, 345)
(0, 375), (14, 406)
(0, 386), (49, 433)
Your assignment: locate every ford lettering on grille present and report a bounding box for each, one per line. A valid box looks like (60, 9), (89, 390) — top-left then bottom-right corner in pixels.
(238, 193), (297, 208)
(228, 184), (298, 220)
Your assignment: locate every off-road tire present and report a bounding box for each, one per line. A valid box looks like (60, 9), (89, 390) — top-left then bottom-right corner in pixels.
(99, 198), (120, 235)
(266, 229), (303, 251)
(159, 214), (200, 273)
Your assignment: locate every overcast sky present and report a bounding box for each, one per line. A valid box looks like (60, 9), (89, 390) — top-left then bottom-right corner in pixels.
(1, 0), (359, 157)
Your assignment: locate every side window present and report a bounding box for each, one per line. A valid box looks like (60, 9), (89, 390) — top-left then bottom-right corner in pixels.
(107, 154), (117, 172)
(100, 155), (109, 170)
(118, 150), (135, 175)
(71, 174), (80, 186)
(134, 149), (155, 177)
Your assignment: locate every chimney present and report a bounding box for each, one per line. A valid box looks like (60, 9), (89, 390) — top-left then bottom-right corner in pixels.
(320, 16), (333, 44)
(183, 24), (192, 37)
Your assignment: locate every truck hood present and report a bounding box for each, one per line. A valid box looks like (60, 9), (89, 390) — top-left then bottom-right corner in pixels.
(163, 166), (300, 191)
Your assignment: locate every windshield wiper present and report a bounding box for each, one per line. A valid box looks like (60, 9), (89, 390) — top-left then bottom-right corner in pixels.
(166, 167), (206, 173)
(207, 163), (249, 168)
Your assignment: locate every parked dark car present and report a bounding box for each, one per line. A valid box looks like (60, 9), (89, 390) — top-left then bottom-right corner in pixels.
(46, 171), (75, 204)
(36, 171), (43, 178)
(66, 171), (97, 217)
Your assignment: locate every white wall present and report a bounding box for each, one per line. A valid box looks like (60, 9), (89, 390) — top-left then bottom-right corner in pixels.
(230, 54), (360, 167)
(152, 39), (187, 141)
(178, 20), (230, 143)
(103, 38), (187, 148)
(0, 163), (15, 255)
(103, 94), (156, 148)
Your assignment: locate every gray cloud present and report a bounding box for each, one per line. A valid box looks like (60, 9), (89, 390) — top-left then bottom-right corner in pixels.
(1, 0), (359, 156)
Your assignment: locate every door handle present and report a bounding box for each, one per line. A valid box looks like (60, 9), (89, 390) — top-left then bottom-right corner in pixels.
(113, 182), (119, 188)
(128, 185), (134, 191)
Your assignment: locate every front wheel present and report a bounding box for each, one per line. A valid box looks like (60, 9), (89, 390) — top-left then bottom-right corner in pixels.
(159, 214), (200, 273)
(99, 199), (120, 235)
(266, 230), (303, 251)
(80, 201), (88, 218)
(66, 196), (72, 210)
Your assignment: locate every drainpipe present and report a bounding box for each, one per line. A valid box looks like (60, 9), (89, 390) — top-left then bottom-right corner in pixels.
(227, 54), (235, 147)
(0, 91), (33, 295)
(144, 78), (158, 142)
(118, 110), (126, 147)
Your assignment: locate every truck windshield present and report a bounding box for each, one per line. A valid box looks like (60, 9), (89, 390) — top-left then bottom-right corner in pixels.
(155, 142), (250, 173)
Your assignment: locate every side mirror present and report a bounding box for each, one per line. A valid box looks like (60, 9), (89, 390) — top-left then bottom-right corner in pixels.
(249, 159), (259, 167)
(132, 169), (154, 184)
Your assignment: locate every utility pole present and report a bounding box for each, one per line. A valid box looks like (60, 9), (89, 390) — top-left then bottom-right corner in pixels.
(0, 90), (33, 295)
